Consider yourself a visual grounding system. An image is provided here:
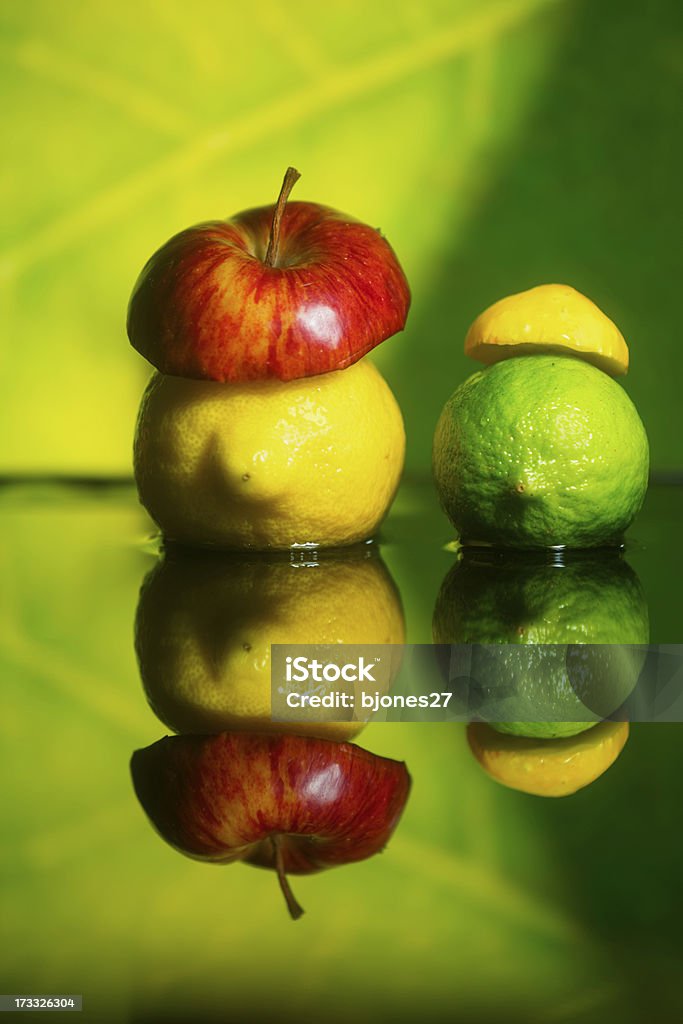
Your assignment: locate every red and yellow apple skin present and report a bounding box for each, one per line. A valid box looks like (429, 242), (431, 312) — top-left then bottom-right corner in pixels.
(127, 202), (410, 383)
(130, 732), (411, 873)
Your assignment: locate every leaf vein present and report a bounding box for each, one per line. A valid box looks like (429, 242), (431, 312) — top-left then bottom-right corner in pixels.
(0, 0), (558, 281)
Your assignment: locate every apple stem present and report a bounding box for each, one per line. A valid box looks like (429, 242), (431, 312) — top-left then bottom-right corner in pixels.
(264, 166), (301, 268)
(271, 834), (304, 920)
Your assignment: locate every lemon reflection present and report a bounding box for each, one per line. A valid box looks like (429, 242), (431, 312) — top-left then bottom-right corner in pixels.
(467, 720), (630, 797)
(135, 545), (404, 741)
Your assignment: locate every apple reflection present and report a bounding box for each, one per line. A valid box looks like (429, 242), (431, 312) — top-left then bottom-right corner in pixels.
(131, 731), (411, 920)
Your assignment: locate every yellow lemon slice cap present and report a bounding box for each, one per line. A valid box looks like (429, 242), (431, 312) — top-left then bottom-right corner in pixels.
(464, 284), (629, 376)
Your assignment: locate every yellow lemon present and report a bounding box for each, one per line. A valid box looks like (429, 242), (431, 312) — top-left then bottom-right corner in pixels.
(467, 720), (629, 797)
(464, 284), (629, 376)
(134, 358), (405, 549)
(134, 547), (405, 741)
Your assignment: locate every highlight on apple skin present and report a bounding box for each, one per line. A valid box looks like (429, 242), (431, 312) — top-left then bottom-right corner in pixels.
(130, 731), (411, 919)
(127, 174), (410, 383)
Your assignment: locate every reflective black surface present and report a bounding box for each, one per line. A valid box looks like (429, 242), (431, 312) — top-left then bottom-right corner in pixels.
(2, 479), (683, 1023)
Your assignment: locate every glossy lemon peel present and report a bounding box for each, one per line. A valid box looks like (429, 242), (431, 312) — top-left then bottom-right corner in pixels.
(464, 284), (629, 377)
(133, 358), (405, 550)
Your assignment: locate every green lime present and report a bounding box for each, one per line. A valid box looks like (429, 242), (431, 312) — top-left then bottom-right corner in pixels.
(433, 552), (649, 739)
(432, 355), (649, 548)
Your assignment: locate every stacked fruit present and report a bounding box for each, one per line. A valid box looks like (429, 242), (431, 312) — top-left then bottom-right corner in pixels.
(433, 284), (649, 550)
(128, 168), (410, 551)
(432, 286), (650, 794)
(127, 172), (412, 916)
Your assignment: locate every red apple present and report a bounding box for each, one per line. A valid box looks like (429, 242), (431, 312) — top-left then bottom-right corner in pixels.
(127, 168), (411, 382)
(131, 731), (411, 919)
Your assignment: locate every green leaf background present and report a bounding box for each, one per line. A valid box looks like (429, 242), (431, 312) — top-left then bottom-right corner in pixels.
(2, 0), (681, 474)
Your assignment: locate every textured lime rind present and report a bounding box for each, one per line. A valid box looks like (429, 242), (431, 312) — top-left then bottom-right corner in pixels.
(433, 355), (649, 548)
